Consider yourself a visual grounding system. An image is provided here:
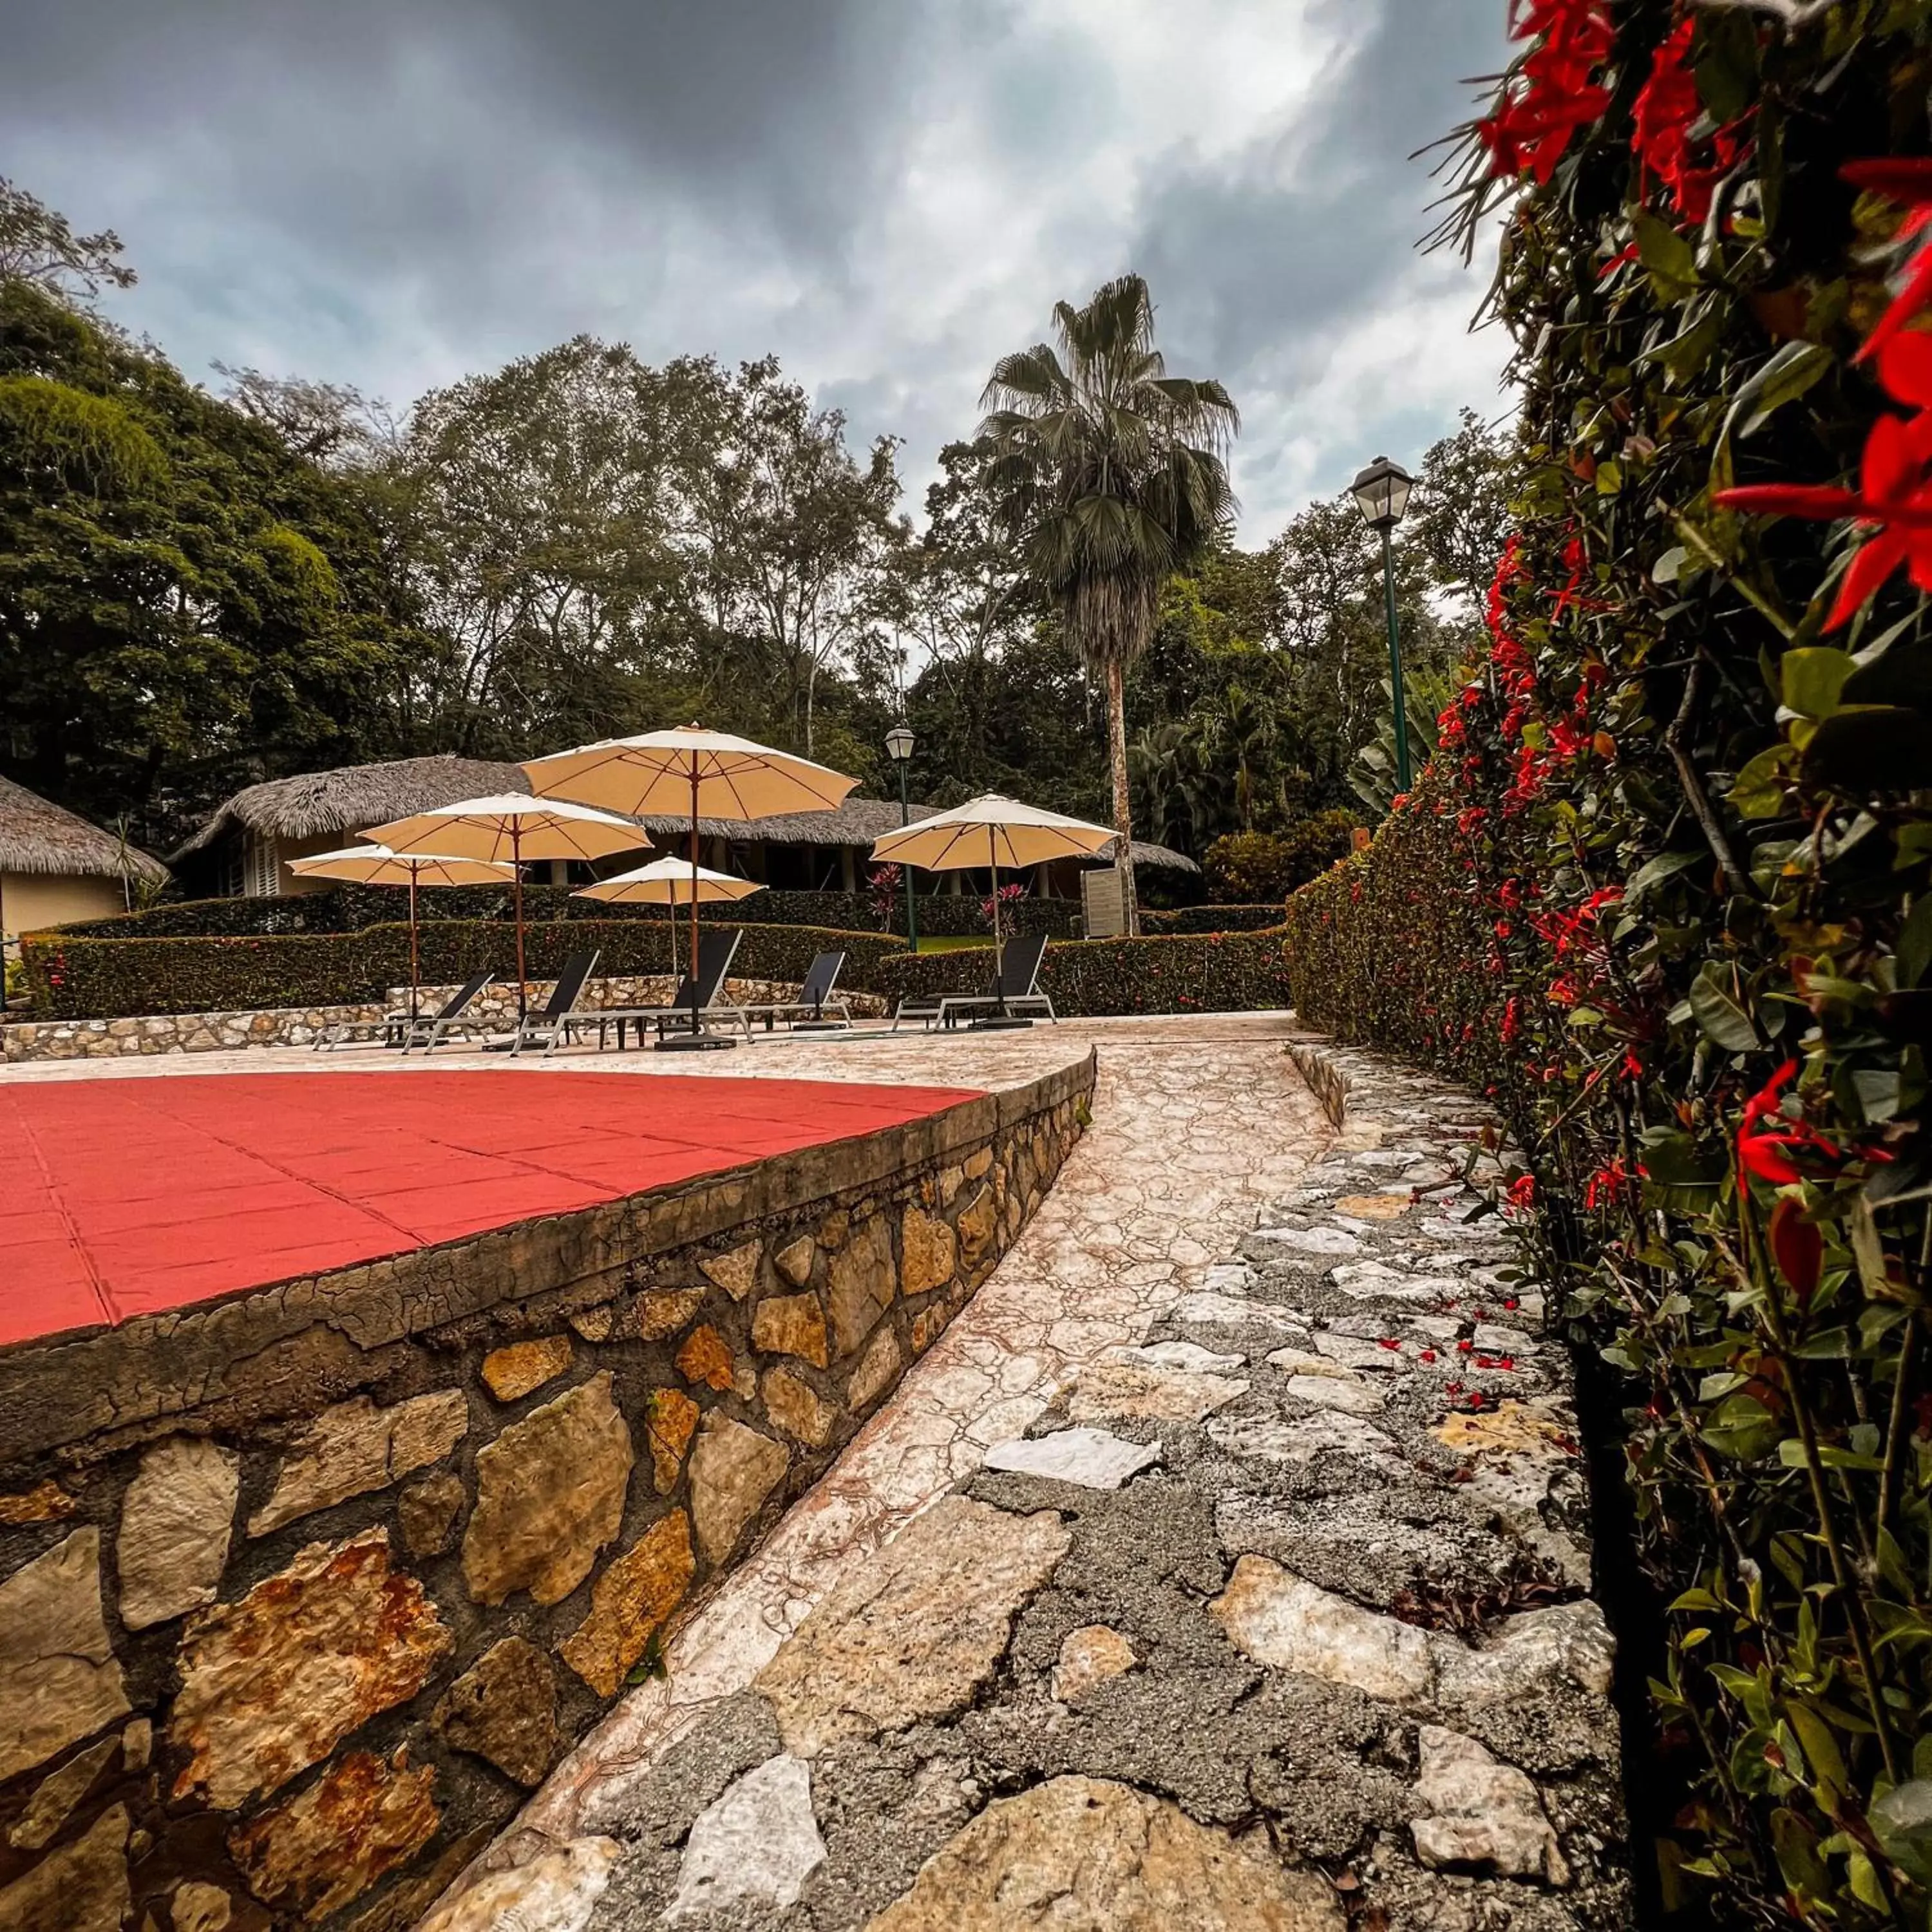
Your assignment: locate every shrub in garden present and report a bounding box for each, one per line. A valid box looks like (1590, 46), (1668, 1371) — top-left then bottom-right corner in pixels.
(1282, 8), (1932, 1922)
(1141, 904), (1290, 934)
(1202, 811), (1356, 902)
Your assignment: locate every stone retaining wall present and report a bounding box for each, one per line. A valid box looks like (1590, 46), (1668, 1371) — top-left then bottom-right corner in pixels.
(1, 976), (889, 1062)
(0, 1055), (1092, 1931)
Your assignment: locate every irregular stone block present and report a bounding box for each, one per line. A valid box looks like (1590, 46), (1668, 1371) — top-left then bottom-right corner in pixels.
(865, 1775), (1341, 1931)
(480, 1336), (574, 1401)
(1052, 1625), (1138, 1703)
(689, 1416), (789, 1566)
(8, 1734), (118, 1850)
(909, 1303), (947, 1354)
(0, 1528), (129, 1784)
(700, 1239), (762, 1302)
(826, 1215), (895, 1358)
(845, 1325), (903, 1412)
(900, 1204), (956, 1297)
(1205, 1412), (1399, 1469)
(434, 1637), (560, 1786)
(963, 1146), (993, 1181)
(983, 1428), (1161, 1492)
(1210, 1555), (1434, 1705)
(645, 1387), (701, 1495)
(1410, 1725), (1569, 1884)
(561, 1510), (696, 1697)
(1434, 1398), (1575, 1460)
(399, 1472), (467, 1557)
(676, 1325), (736, 1393)
(752, 1291), (829, 1368)
(1112, 1340), (1246, 1374)
(247, 1390), (469, 1537)
(1063, 1361), (1247, 1425)
(118, 1435), (240, 1629)
(762, 1367), (838, 1448)
(229, 1748), (439, 1920)
(171, 1528), (452, 1808)
(1283, 1374), (1385, 1417)
(0, 1802), (130, 1932)
(954, 1184), (996, 1262)
(1437, 1598), (1615, 1706)
(773, 1235), (817, 1287)
(1171, 1292), (1304, 1331)
(668, 1754), (826, 1919)
(638, 1288), (706, 1341)
(462, 1374), (634, 1607)
(0, 1481), (75, 1524)
(568, 1303), (618, 1343)
(171, 1879), (234, 1932)
(757, 1497), (1069, 1756)
(415, 1837), (619, 1932)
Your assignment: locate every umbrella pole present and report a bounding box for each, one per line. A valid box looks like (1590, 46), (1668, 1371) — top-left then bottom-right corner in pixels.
(990, 838), (1005, 1018)
(688, 769), (701, 1038)
(408, 869), (421, 1024)
(513, 828), (527, 1021)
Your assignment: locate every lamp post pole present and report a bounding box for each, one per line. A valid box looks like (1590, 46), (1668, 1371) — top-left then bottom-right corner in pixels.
(1378, 524), (1412, 794)
(885, 724), (918, 951)
(1350, 454), (1418, 802)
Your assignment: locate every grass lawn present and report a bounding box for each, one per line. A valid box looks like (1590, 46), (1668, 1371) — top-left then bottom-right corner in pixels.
(913, 934), (994, 953)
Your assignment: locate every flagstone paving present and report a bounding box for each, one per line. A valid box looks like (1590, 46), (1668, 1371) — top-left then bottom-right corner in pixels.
(416, 1023), (1629, 1931)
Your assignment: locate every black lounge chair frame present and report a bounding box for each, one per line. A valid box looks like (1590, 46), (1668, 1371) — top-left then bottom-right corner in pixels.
(734, 950), (853, 1033)
(892, 930), (1055, 1032)
(573, 929), (747, 1049)
(504, 951), (602, 1056)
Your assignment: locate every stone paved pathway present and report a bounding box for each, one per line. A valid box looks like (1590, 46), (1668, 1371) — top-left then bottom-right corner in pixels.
(417, 1014), (1338, 1927)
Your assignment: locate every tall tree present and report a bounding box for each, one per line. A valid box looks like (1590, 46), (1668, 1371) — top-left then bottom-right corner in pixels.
(979, 274), (1237, 931)
(0, 179), (137, 307)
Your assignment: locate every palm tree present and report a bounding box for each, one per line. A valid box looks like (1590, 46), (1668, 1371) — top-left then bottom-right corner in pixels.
(979, 276), (1237, 933)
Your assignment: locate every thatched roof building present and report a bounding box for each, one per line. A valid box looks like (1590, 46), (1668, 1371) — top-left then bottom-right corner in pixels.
(0, 774), (168, 944)
(173, 753), (1199, 899)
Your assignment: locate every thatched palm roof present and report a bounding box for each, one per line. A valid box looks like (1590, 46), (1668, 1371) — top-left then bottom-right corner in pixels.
(0, 774), (167, 883)
(173, 753), (1199, 872)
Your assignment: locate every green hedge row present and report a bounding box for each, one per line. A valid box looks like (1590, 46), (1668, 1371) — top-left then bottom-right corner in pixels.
(1141, 903), (1289, 935)
(871, 929), (1291, 1018)
(52, 884), (1082, 943)
(20, 920), (907, 1021)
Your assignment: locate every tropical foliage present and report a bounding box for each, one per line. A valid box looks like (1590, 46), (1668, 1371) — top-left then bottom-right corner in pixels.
(1286, 5), (1932, 1922)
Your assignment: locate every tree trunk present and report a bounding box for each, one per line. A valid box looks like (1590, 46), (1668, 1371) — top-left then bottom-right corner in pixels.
(1104, 656), (1139, 936)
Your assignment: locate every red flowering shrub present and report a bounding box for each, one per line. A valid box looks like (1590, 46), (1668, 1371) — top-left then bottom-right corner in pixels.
(1290, 8), (1932, 1925)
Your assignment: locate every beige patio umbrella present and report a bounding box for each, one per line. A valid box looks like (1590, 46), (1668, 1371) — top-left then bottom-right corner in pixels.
(365, 794), (648, 1018)
(287, 844), (516, 1022)
(871, 792), (1115, 995)
(574, 856), (766, 976)
(524, 726), (855, 1047)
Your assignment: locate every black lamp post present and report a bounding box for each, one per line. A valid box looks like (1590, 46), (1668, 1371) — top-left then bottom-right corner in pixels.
(1349, 454), (1417, 795)
(884, 723), (918, 951)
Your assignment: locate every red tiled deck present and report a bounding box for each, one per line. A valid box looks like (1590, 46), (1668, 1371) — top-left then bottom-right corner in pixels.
(0, 1070), (981, 1347)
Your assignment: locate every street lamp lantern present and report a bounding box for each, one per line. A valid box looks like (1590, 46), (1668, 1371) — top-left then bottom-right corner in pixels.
(1349, 455), (1417, 796)
(883, 723), (918, 949)
(1349, 454), (1414, 533)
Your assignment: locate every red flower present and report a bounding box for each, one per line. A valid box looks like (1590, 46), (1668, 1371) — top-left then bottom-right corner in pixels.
(1735, 1059), (1840, 1190)
(1506, 1174), (1537, 1211)
(1718, 334), (1932, 627)
(1630, 18), (1748, 225)
(1842, 158), (1932, 361)
(1477, 0), (1615, 185)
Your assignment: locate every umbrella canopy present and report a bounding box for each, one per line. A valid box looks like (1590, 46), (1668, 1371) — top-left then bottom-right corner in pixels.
(869, 793), (1117, 871)
(574, 856), (767, 905)
(576, 856), (766, 977)
(288, 844), (516, 1021)
(524, 727), (855, 1039)
(365, 794), (649, 1018)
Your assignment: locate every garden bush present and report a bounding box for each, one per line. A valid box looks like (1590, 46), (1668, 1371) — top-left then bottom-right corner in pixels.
(871, 929), (1291, 1019)
(1280, 8), (1932, 1923)
(1141, 903), (1292, 935)
(21, 921), (906, 1021)
(1201, 811), (1356, 902)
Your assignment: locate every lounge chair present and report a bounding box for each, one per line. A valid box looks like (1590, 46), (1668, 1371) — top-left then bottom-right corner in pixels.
(313, 969), (496, 1052)
(576, 929), (746, 1048)
(500, 951), (601, 1057)
(735, 950), (852, 1033)
(893, 931), (1054, 1032)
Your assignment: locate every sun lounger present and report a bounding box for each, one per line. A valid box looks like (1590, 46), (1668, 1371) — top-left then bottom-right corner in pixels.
(312, 969), (496, 1052)
(734, 950), (852, 1032)
(893, 931), (1054, 1031)
(500, 951), (601, 1056)
(576, 929), (746, 1047)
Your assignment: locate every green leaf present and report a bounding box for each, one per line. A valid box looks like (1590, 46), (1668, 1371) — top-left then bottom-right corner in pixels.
(1803, 706), (1932, 793)
(1635, 213), (1701, 301)
(1872, 1782), (1932, 1888)
(1627, 849), (1703, 904)
(1728, 744), (1795, 819)
(1722, 341), (1834, 444)
(1779, 647), (1856, 720)
(1689, 960), (1762, 1053)
(1900, 895), (1932, 989)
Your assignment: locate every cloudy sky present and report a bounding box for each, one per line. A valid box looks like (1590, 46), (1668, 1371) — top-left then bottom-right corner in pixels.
(6, 0), (1513, 543)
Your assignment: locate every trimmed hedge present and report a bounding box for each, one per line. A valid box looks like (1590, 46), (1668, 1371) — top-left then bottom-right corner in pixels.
(52, 885), (1081, 943)
(21, 921), (907, 1021)
(871, 930), (1291, 1019)
(1141, 904), (1289, 935)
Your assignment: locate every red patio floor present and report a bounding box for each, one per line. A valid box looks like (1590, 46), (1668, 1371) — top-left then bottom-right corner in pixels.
(0, 1070), (981, 1347)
